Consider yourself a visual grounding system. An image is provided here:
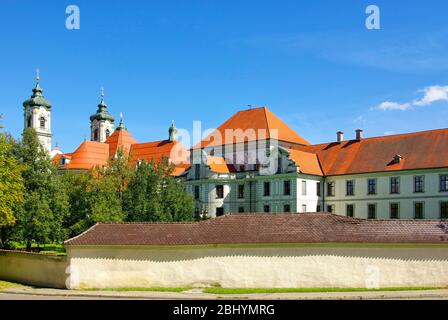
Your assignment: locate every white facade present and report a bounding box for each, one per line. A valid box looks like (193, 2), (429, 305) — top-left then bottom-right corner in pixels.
(90, 119), (114, 143)
(185, 139), (448, 220)
(186, 143), (324, 218)
(24, 105), (52, 153)
(325, 169), (448, 219)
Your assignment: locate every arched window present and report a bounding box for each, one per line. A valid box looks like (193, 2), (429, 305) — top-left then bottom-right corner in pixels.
(94, 129), (99, 141)
(27, 116), (32, 128)
(105, 129), (110, 139)
(39, 117), (46, 129)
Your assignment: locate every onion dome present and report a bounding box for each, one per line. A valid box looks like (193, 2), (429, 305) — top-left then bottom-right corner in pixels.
(23, 69), (52, 109)
(89, 87), (115, 122)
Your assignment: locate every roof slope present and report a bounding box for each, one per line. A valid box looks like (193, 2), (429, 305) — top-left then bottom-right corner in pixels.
(65, 213), (448, 246)
(194, 107), (310, 149)
(288, 149), (323, 176)
(105, 129), (137, 157)
(295, 128), (448, 176)
(129, 140), (188, 166)
(65, 141), (110, 170)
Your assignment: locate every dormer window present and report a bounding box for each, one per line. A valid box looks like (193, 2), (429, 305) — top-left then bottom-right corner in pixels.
(39, 117), (46, 129)
(393, 154), (403, 164)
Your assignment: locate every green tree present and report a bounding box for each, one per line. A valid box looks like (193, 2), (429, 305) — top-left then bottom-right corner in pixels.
(124, 157), (194, 222)
(60, 171), (92, 237)
(13, 129), (69, 250)
(0, 118), (26, 248)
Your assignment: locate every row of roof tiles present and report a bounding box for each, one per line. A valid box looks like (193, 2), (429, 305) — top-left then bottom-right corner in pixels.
(64, 213), (448, 246)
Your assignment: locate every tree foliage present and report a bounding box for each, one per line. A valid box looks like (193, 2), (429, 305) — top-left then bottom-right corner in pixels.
(12, 129), (69, 250)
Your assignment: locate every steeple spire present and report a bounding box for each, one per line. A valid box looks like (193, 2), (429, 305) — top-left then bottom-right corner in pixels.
(116, 112), (127, 131)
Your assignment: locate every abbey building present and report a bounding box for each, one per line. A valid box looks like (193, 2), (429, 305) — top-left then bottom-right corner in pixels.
(21, 73), (448, 220)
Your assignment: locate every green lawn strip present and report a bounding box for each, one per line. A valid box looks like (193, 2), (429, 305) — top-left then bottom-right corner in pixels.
(8, 242), (66, 255)
(203, 287), (447, 295)
(83, 287), (192, 293)
(0, 280), (28, 291)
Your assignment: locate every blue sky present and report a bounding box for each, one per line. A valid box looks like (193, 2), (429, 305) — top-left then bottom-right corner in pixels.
(1, 0), (448, 152)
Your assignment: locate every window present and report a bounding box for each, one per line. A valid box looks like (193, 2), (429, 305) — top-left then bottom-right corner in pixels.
(390, 177), (400, 194)
(414, 202), (424, 219)
(346, 204), (354, 218)
(263, 182), (271, 197)
(302, 204), (307, 213)
(105, 129), (110, 139)
(194, 186), (200, 200)
(440, 175), (448, 192)
(326, 205), (334, 213)
(414, 176), (425, 193)
(194, 164), (200, 180)
(216, 185), (224, 199)
(301, 181), (307, 196)
(441, 202), (448, 219)
(284, 204), (291, 213)
(368, 204), (377, 219)
(390, 203), (400, 219)
(39, 117), (46, 129)
(317, 182), (321, 197)
(367, 179), (377, 195)
(264, 205), (270, 213)
(27, 116), (32, 128)
(216, 207), (224, 217)
(316, 204), (321, 212)
(284, 180), (291, 196)
(238, 207), (245, 213)
(238, 184), (245, 199)
(94, 129), (99, 141)
(346, 180), (355, 196)
(327, 182), (335, 197)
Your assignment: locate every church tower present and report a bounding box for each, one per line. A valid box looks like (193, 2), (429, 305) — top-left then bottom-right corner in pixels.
(168, 121), (178, 142)
(90, 87), (115, 142)
(23, 70), (52, 154)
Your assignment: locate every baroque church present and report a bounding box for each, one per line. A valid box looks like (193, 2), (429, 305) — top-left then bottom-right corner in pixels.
(22, 73), (448, 220)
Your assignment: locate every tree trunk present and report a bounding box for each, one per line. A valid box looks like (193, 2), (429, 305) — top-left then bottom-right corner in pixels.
(26, 239), (32, 251)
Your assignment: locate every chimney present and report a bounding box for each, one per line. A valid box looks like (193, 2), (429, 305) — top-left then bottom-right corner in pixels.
(356, 129), (363, 141)
(336, 131), (344, 143)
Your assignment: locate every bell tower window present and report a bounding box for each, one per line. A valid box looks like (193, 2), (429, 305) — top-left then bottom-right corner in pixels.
(94, 129), (99, 141)
(39, 117), (46, 129)
(105, 129), (110, 139)
(27, 116), (32, 128)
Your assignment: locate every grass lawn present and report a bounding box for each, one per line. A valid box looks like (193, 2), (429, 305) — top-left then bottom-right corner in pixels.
(9, 242), (66, 256)
(0, 280), (27, 291)
(203, 287), (447, 294)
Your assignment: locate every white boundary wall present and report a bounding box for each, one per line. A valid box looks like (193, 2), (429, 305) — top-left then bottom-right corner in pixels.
(0, 250), (67, 289)
(66, 246), (448, 289)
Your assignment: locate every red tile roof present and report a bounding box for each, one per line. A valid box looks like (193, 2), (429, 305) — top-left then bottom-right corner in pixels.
(129, 140), (188, 167)
(206, 156), (236, 173)
(64, 213), (448, 246)
(194, 107), (310, 149)
(295, 128), (448, 176)
(288, 149), (323, 176)
(105, 129), (137, 157)
(65, 141), (110, 170)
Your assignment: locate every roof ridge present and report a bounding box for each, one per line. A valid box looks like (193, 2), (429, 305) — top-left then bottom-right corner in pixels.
(311, 127), (448, 147)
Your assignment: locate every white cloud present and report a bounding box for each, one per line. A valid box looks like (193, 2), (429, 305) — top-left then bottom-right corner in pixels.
(384, 131), (396, 136)
(377, 101), (411, 111)
(413, 85), (448, 106)
(376, 85), (448, 111)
